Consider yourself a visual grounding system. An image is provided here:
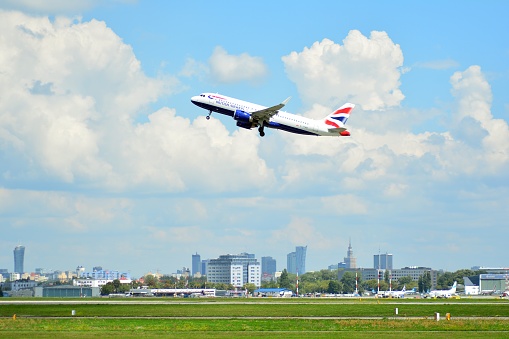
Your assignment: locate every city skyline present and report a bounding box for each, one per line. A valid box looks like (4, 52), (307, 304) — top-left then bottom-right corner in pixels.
(2, 242), (494, 280)
(1, 2), (508, 276)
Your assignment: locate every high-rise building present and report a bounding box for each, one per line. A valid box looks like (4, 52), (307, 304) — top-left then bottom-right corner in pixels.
(287, 246), (307, 274)
(201, 259), (209, 276)
(13, 245), (25, 274)
(296, 246), (307, 274)
(261, 256), (276, 280)
(206, 253), (261, 287)
(374, 253), (393, 270)
(287, 252), (296, 274)
(344, 240), (356, 269)
(192, 253), (201, 276)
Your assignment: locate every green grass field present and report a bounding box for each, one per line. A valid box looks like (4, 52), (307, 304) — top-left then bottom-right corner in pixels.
(1, 298), (508, 338)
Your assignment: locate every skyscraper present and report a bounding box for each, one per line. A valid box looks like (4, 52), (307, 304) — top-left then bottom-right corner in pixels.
(344, 240), (356, 269)
(287, 252), (297, 274)
(296, 246), (307, 274)
(287, 246), (307, 274)
(374, 253), (393, 270)
(13, 245), (25, 274)
(261, 256), (276, 280)
(192, 252), (201, 276)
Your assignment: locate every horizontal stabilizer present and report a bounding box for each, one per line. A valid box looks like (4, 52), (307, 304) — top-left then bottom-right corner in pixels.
(327, 127), (347, 132)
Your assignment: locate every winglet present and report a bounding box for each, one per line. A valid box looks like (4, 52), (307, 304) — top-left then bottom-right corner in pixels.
(282, 97), (291, 106)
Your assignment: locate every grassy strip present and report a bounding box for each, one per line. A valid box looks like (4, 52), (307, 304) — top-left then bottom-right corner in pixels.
(1, 318), (508, 338)
(2, 302), (509, 318)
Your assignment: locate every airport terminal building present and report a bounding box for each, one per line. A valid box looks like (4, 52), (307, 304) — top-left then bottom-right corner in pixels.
(338, 267), (438, 287)
(464, 269), (509, 295)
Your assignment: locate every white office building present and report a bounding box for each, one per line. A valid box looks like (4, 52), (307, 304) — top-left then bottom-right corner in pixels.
(206, 253), (261, 287)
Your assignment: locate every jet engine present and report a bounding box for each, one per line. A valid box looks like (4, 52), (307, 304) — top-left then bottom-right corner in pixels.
(233, 110), (255, 129)
(236, 121), (254, 129)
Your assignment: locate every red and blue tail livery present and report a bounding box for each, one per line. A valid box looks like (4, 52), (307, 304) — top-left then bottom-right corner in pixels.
(323, 103), (354, 136)
(191, 93), (355, 137)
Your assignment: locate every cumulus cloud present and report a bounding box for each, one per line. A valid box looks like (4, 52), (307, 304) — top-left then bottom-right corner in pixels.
(279, 62), (509, 203)
(208, 46), (268, 84)
(180, 47), (268, 84)
(282, 30), (405, 110)
(279, 31), (508, 185)
(449, 65), (509, 172)
(0, 11), (274, 192)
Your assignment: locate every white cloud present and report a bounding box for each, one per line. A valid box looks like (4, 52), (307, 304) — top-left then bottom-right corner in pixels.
(0, 11), (274, 192)
(208, 46), (268, 84)
(279, 63), (509, 192)
(123, 108), (275, 192)
(282, 30), (405, 110)
(450, 65), (509, 173)
(180, 47), (269, 84)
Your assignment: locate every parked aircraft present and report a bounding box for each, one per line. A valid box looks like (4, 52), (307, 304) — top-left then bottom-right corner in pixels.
(373, 286), (416, 298)
(390, 286), (407, 298)
(391, 286), (419, 298)
(191, 93), (354, 137)
(427, 281), (457, 298)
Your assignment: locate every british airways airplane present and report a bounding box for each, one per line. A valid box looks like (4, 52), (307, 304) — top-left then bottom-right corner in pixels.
(191, 93), (354, 137)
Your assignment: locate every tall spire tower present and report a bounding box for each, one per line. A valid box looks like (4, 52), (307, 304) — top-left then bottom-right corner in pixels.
(344, 238), (357, 269)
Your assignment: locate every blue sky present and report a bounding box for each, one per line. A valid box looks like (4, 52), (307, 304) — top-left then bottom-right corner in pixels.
(0, 0), (508, 278)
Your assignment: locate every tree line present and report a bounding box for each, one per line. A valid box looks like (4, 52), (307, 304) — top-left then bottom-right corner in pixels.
(100, 268), (486, 295)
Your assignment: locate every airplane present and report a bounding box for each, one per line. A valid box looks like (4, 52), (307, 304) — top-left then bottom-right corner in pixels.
(390, 286), (418, 298)
(427, 281), (457, 298)
(372, 286), (414, 298)
(389, 286), (407, 298)
(190, 93), (354, 137)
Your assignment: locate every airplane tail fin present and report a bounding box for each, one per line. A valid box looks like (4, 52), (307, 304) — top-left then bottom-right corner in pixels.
(324, 103), (355, 136)
(451, 281), (457, 292)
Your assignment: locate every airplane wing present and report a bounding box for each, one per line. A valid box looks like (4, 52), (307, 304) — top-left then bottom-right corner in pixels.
(251, 97), (291, 123)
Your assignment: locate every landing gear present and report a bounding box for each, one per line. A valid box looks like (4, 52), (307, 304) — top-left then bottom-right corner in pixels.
(206, 110), (212, 120)
(258, 125), (265, 137)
